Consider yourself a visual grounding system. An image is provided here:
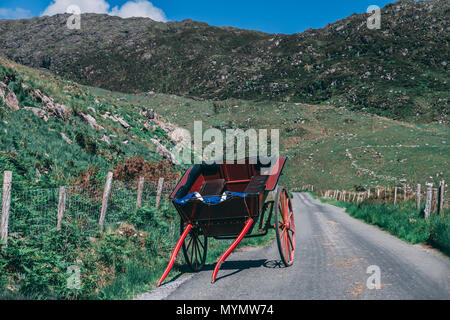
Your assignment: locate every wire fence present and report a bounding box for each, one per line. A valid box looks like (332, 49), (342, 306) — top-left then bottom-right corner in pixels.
(9, 187), (59, 237)
(1, 174), (178, 245)
(296, 182), (449, 215)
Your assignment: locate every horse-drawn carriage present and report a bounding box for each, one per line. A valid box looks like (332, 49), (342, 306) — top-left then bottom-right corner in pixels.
(158, 156), (295, 285)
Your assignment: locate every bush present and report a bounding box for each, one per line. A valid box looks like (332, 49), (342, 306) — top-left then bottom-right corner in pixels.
(429, 217), (450, 256)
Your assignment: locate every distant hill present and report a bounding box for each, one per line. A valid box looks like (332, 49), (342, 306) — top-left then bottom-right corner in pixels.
(0, 0), (448, 123)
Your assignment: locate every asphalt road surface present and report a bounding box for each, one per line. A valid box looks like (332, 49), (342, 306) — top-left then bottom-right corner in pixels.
(138, 193), (450, 300)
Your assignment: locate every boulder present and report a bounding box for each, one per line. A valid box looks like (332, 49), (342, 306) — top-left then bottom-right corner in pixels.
(24, 107), (48, 122)
(33, 89), (68, 120)
(60, 132), (73, 144)
(143, 108), (155, 119)
(116, 116), (130, 129)
(0, 81), (19, 111)
(5, 92), (19, 111)
(100, 135), (111, 145)
(143, 120), (153, 132)
(151, 138), (176, 164)
(79, 112), (105, 131)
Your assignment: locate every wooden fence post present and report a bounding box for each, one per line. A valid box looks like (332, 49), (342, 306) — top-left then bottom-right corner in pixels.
(99, 171), (113, 232)
(393, 187), (398, 205)
(1, 171), (12, 247)
(57, 186), (67, 231)
(155, 177), (164, 209)
(438, 180), (445, 217)
(403, 185), (407, 201)
(136, 176), (145, 209)
(416, 184), (421, 210)
(432, 188), (438, 215)
(424, 183), (433, 218)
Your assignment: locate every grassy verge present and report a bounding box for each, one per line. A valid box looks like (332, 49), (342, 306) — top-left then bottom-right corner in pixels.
(98, 221), (274, 300)
(0, 198), (275, 300)
(99, 224), (274, 300)
(318, 196), (450, 257)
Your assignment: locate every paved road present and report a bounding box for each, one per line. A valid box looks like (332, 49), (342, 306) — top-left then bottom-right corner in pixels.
(138, 193), (450, 300)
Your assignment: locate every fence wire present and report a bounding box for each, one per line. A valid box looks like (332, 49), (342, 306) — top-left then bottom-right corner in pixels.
(9, 187), (59, 237)
(65, 185), (103, 237)
(4, 178), (179, 245)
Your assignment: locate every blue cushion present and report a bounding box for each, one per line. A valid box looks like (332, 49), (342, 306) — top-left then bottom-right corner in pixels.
(174, 191), (248, 206)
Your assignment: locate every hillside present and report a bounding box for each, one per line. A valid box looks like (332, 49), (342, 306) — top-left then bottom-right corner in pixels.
(1, 57), (447, 191)
(0, 57), (180, 187)
(0, 0), (448, 123)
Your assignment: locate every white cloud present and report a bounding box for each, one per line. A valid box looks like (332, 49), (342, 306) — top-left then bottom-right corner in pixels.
(0, 7), (32, 19)
(111, 0), (166, 21)
(42, 0), (109, 16)
(41, 0), (167, 22)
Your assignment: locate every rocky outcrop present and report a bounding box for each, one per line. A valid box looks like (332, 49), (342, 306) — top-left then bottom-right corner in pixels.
(60, 132), (72, 144)
(34, 89), (68, 120)
(102, 112), (130, 129)
(151, 138), (176, 164)
(142, 108), (156, 120)
(0, 81), (19, 111)
(79, 112), (105, 131)
(116, 117), (130, 129)
(100, 135), (111, 145)
(24, 106), (48, 122)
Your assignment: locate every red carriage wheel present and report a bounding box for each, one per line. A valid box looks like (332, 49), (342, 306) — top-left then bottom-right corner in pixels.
(180, 218), (208, 272)
(274, 187), (295, 266)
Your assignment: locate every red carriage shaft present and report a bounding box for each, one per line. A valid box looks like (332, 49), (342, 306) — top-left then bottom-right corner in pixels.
(211, 218), (254, 284)
(157, 223), (193, 287)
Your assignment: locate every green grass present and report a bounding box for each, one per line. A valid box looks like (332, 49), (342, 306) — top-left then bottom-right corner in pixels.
(98, 218), (275, 300)
(319, 196), (450, 257)
(0, 188), (275, 300)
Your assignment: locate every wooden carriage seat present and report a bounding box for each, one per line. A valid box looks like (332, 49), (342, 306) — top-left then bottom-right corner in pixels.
(200, 179), (225, 196)
(244, 175), (268, 194)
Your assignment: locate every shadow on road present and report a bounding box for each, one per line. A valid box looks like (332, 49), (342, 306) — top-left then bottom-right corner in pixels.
(263, 260), (288, 269)
(168, 258), (287, 284)
(199, 259), (267, 282)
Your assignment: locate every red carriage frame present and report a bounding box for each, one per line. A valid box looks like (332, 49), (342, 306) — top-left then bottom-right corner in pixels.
(157, 156), (295, 286)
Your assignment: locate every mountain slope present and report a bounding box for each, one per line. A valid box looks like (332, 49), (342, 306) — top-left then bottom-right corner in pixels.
(0, 57), (448, 190)
(0, 57), (179, 187)
(0, 0), (448, 123)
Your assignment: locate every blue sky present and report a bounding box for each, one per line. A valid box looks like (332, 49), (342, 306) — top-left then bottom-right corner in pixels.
(0, 0), (401, 34)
